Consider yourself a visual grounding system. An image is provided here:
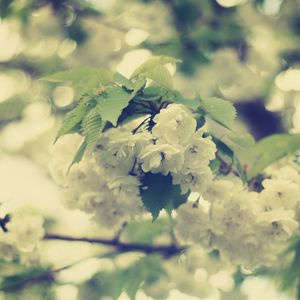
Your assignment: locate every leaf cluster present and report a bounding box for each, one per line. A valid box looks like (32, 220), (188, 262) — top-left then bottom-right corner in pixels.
(78, 255), (166, 300)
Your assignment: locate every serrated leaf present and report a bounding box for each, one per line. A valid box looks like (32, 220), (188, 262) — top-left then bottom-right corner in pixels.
(172, 92), (202, 109)
(130, 56), (181, 79)
(68, 139), (87, 172)
(140, 173), (189, 220)
(144, 65), (173, 89)
(97, 86), (134, 126)
(114, 72), (134, 90)
(247, 134), (300, 179)
(55, 102), (88, 142)
(201, 97), (236, 129)
(81, 106), (103, 148)
(43, 67), (114, 94)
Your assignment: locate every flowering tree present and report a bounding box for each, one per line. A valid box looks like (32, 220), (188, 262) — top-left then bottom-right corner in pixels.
(1, 54), (300, 299)
(2, 0), (300, 299)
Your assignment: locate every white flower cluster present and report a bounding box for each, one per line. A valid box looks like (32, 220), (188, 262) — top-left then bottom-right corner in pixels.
(175, 165), (300, 269)
(151, 104), (216, 194)
(0, 213), (44, 263)
(140, 104), (216, 194)
(50, 104), (217, 229)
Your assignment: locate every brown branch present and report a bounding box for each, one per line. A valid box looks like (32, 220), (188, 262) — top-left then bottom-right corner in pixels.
(0, 251), (117, 292)
(1, 233), (186, 292)
(0, 214), (10, 233)
(44, 233), (186, 257)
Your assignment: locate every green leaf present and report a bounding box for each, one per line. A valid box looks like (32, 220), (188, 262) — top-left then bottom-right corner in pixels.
(143, 86), (163, 97)
(122, 256), (167, 300)
(78, 270), (124, 300)
(172, 92), (202, 109)
(200, 97), (236, 129)
(130, 56), (181, 79)
(124, 219), (169, 244)
(55, 102), (88, 143)
(0, 97), (27, 126)
(66, 107), (103, 169)
(0, 266), (53, 292)
(247, 134), (300, 179)
(97, 86), (134, 126)
(144, 65), (173, 89)
(114, 72), (134, 90)
(68, 139), (87, 172)
(166, 184), (190, 213)
(225, 132), (255, 164)
(43, 67), (114, 94)
(132, 78), (146, 98)
(209, 159), (221, 174)
(81, 106), (103, 148)
(279, 240), (300, 291)
(140, 173), (189, 220)
(209, 119), (254, 181)
(229, 132), (256, 149)
(208, 119), (254, 163)
(234, 156), (247, 183)
(81, 256), (167, 300)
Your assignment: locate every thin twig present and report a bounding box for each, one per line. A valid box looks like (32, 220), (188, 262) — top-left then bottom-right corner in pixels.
(216, 152), (239, 177)
(0, 251), (117, 292)
(113, 222), (128, 242)
(1, 234), (186, 292)
(0, 214), (10, 233)
(44, 233), (186, 257)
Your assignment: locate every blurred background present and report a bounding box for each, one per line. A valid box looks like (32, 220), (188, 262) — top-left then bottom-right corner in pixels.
(0, 0), (300, 299)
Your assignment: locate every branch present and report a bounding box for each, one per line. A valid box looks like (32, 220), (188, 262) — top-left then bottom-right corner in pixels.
(216, 152), (239, 177)
(1, 234), (185, 292)
(0, 214), (10, 233)
(44, 233), (186, 257)
(0, 251), (117, 292)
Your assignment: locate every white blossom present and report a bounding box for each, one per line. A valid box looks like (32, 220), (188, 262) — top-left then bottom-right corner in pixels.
(7, 213), (44, 252)
(172, 166), (213, 194)
(139, 143), (184, 175)
(175, 172), (300, 269)
(183, 132), (217, 169)
(0, 213), (44, 263)
(152, 103), (196, 145)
